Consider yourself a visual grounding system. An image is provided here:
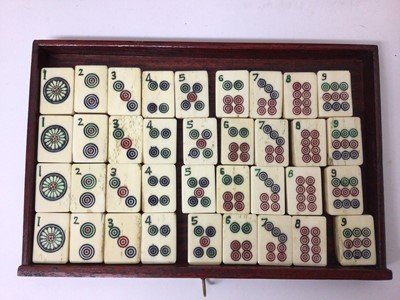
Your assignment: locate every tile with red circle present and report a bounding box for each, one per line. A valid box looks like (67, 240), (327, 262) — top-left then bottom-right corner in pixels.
(250, 166), (285, 215)
(291, 119), (327, 166)
(188, 213), (222, 265)
(106, 163), (141, 212)
(286, 167), (323, 215)
(249, 71), (283, 118)
(317, 70), (353, 117)
(108, 68), (142, 116)
(258, 215), (292, 266)
(223, 213), (257, 264)
(292, 216), (327, 266)
(334, 215), (376, 266)
(221, 118), (254, 165)
(254, 119), (289, 166)
(283, 72), (318, 119)
(215, 70), (249, 118)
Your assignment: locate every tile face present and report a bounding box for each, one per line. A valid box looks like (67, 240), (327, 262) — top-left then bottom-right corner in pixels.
(215, 70), (249, 117)
(69, 213), (104, 263)
(254, 119), (289, 166)
(108, 67), (141, 115)
(327, 117), (363, 166)
(142, 164), (176, 212)
(222, 214), (257, 264)
(324, 166), (363, 215)
(143, 118), (177, 164)
(286, 167), (323, 215)
(188, 214), (222, 265)
(70, 164), (106, 212)
(216, 166), (250, 214)
(106, 164), (141, 212)
(183, 118), (218, 165)
(37, 115), (73, 163)
(141, 213), (177, 264)
(290, 119), (327, 166)
(220, 118), (254, 165)
(32, 213), (70, 263)
(35, 163), (71, 212)
(108, 116), (143, 163)
(249, 71), (283, 118)
(283, 72), (318, 119)
(142, 71), (175, 118)
(334, 215), (376, 266)
(73, 114), (108, 162)
(317, 70), (353, 117)
(40, 67), (74, 115)
(292, 216), (327, 266)
(104, 213), (141, 264)
(250, 166), (285, 215)
(258, 215), (293, 266)
(181, 165), (216, 213)
(175, 70), (209, 118)
(74, 65), (108, 113)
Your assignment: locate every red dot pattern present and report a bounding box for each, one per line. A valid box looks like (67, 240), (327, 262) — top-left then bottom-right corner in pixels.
(257, 98), (277, 116)
(230, 240), (253, 261)
(223, 95), (245, 115)
(291, 82), (313, 116)
(259, 193), (280, 212)
(295, 176), (318, 213)
(264, 145), (285, 164)
(229, 142), (250, 163)
(299, 226), (322, 263)
(300, 129), (321, 163)
(223, 191), (245, 212)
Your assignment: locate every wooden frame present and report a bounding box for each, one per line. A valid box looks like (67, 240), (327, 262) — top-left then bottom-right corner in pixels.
(18, 40), (392, 280)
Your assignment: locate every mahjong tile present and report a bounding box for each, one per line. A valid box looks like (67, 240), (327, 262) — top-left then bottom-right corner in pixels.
(37, 115), (73, 163)
(254, 119), (289, 166)
(73, 114), (108, 162)
(327, 117), (363, 166)
(215, 70), (249, 117)
(142, 164), (176, 212)
(258, 215), (292, 266)
(183, 118), (218, 165)
(222, 214), (257, 264)
(291, 119), (327, 166)
(108, 116), (143, 163)
(221, 118), (254, 165)
(250, 71), (283, 118)
(143, 118), (177, 164)
(142, 71), (174, 118)
(70, 164), (106, 212)
(188, 214), (222, 265)
(283, 72), (318, 119)
(35, 163), (71, 212)
(317, 70), (353, 117)
(106, 164), (141, 212)
(141, 213), (177, 264)
(334, 215), (376, 266)
(216, 166), (250, 214)
(292, 216), (327, 266)
(324, 166), (363, 215)
(250, 166), (285, 215)
(69, 213), (104, 263)
(74, 65), (108, 113)
(181, 165), (216, 213)
(104, 213), (141, 264)
(286, 167), (323, 215)
(108, 67), (141, 115)
(32, 213), (70, 263)
(40, 67), (74, 115)
(175, 70), (209, 118)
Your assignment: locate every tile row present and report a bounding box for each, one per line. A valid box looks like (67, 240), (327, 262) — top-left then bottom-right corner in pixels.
(33, 213), (376, 267)
(36, 164), (364, 216)
(38, 115), (363, 167)
(41, 67), (353, 118)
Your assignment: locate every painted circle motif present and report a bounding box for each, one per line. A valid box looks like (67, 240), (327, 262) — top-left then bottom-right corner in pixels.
(125, 246), (137, 258)
(79, 244), (95, 260)
(39, 173), (67, 201)
(109, 227), (121, 239)
(127, 100), (138, 112)
(148, 225), (158, 236)
(160, 195), (170, 206)
(159, 80), (170, 91)
(242, 222), (252, 234)
(80, 222), (96, 238)
(37, 224), (65, 253)
(81, 174), (97, 190)
(230, 222), (240, 233)
(180, 83), (191, 93)
(206, 247), (217, 258)
(148, 245), (159, 256)
(159, 103), (169, 113)
(83, 143), (99, 159)
(43, 77), (70, 104)
(126, 148), (138, 160)
(125, 196), (137, 208)
(79, 192), (95, 208)
(83, 94), (100, 109)
(200, 197), (211, 207)
(83, 123), (99, 138)
(41, 125), (69, 152)
(194, 100), (205, 111)
(109, 177), (121, 189)
(113, 80), (124, 92)
(117, 236), (129, 248)
(84, 73), (100, 88)
(113, 128), (124, 140)
(160, 225), (171, 237)
(193, 247), (204, 258)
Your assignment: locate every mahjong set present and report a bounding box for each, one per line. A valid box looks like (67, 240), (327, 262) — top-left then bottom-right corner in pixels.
(18, 41), (392, 280)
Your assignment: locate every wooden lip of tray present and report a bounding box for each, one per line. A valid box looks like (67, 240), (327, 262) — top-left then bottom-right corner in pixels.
(18, 40), (393, 280)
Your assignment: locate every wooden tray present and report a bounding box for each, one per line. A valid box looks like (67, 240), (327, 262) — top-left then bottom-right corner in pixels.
(18, 40), (393, 280)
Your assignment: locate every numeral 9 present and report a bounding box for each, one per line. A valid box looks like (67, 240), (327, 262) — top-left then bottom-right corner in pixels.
(322, 73), (327, 80)
(331, 169), (337, 178)
(341, 217), (347, 226)
(333, 120), (339, 128)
